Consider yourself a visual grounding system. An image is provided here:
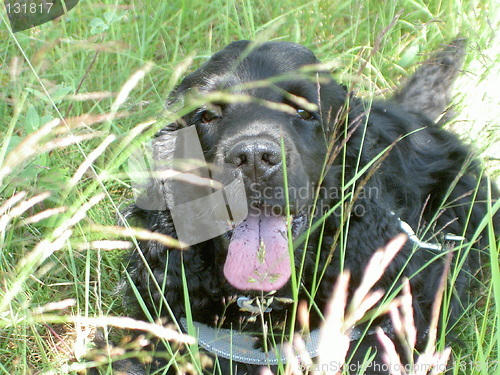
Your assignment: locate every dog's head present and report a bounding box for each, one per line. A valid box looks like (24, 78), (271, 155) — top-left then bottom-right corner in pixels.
(153, 41), (349, 294)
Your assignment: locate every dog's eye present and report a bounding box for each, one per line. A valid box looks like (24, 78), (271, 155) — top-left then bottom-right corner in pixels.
(199, 106), (222, 124)
(296, 108), (314, 120)
(200, 109), (220, 123)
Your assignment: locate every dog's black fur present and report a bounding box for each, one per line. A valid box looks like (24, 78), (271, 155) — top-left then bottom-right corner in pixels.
(108, 41), (498, 374)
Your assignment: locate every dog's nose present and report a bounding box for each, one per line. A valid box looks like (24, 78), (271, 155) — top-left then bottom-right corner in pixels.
(226, 140), (282, 179)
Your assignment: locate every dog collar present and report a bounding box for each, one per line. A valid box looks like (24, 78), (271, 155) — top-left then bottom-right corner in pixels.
(180, 317), (321, 365)
(179, 318), (388, 366)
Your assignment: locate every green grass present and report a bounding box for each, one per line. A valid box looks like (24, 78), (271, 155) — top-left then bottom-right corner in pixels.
(0, 0), (499, 374)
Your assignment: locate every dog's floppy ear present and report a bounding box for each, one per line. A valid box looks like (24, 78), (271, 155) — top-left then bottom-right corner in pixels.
(393, 38), (466, 122)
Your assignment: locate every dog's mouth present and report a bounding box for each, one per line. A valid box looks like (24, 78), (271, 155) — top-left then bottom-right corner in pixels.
(223, 206), (307, 292)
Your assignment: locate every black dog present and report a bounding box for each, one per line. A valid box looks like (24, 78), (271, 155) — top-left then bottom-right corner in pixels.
(112, 40), (498, 374)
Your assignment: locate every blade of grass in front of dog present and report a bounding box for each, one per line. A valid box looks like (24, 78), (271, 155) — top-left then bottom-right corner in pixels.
(486, 181), (500, 370)
(471, 323), (492, 375)
(280, 136), (297, 295)
(470, 276), (496, 374)
(180, 254), (203, 374)
(339, 101), (372, 272)
(280, 136), (298, 373)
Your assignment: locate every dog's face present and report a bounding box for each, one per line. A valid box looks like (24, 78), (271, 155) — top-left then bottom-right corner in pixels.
(157, 41), (348, 295)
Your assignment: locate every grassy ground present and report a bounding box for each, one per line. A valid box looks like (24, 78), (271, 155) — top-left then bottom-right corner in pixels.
(0, 0), (499, 374)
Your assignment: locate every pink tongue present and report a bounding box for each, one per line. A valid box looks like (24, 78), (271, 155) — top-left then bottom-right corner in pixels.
(223, 208), (291, 291)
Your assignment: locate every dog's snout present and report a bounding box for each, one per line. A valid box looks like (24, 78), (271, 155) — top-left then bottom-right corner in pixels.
(226, 140), (281, 179)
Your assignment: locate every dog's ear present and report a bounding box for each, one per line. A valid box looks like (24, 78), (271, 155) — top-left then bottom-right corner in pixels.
(393, 38), (466, 122)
